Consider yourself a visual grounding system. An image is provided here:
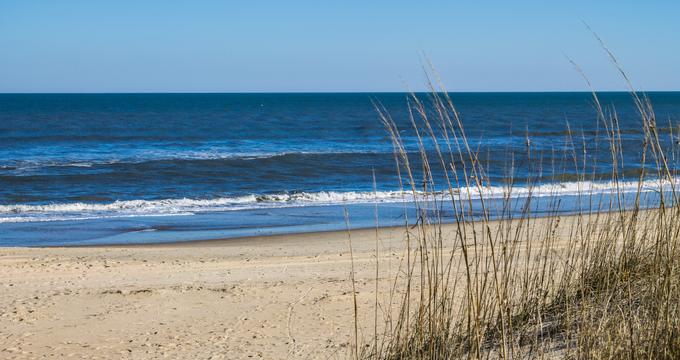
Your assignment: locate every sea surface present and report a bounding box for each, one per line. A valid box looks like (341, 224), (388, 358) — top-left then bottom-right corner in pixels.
(1, 92), (679, 246)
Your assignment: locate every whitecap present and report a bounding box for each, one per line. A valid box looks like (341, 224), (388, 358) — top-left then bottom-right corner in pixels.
(0, 178), (676, 224)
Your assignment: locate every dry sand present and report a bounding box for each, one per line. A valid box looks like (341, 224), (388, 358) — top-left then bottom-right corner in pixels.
(0, 225), (434, 359)
(0, 213), (598, 359)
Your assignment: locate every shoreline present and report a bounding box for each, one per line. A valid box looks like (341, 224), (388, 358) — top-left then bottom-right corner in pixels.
(38, 205), (639, 249)
(68, 224), (404, 249)
(2, 179), (671, 248)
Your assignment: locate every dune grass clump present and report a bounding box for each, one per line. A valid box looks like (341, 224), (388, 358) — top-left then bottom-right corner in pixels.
(352, 56), (680, 359)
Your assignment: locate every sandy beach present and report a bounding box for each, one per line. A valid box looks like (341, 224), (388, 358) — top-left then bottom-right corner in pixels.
(0, 210), (638, 359)
(0, 224), (439, 359)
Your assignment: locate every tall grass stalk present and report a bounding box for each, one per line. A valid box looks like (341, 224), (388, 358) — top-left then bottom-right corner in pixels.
(359, 56), (680, 359)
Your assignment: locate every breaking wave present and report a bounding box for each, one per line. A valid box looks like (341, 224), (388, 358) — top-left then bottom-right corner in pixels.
(1, 178), (677, 224)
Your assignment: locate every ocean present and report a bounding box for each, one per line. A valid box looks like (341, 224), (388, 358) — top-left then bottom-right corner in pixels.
(1, 92), (679, 246)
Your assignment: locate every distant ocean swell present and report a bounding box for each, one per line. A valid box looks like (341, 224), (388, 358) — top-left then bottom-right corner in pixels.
(2, 178), (676, 224)
(0, 149), (387, 172)
(0, 132), (607, 173)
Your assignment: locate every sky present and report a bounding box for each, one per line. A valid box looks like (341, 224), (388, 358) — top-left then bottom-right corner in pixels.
(0, 0), (678, 93)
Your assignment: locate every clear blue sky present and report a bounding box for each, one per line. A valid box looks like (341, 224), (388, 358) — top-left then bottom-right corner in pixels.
(0, 0), (678, 93)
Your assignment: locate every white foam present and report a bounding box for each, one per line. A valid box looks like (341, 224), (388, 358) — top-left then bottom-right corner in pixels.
(0, 178), (677, 224)
(458, 178), (679, 199)
(0, 191), (408, 222)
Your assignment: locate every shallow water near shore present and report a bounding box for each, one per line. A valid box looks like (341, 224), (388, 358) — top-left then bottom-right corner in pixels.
(1, 189), (670, 247)
(1, 92), (679, 246)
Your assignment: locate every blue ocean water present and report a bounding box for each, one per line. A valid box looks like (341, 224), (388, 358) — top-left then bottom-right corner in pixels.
(1, 92), (679, 246)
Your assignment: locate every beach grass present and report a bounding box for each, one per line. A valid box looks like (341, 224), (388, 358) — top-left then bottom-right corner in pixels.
(353, 52), (680, 359)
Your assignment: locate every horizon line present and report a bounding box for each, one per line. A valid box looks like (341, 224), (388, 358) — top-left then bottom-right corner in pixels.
(2, 89), (680, 95)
